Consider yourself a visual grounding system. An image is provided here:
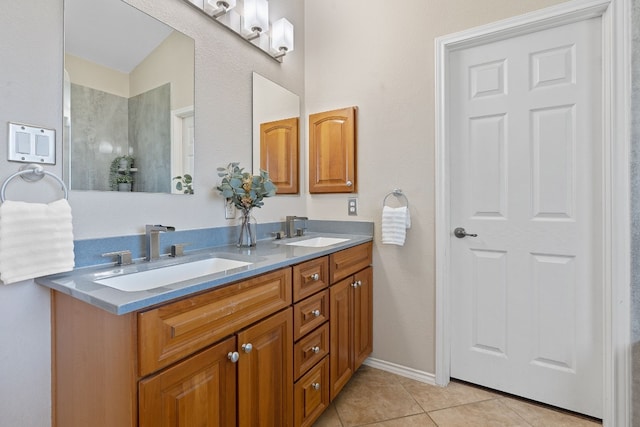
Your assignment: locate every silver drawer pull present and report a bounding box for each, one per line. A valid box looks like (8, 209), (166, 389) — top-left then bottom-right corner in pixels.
(311, 309), (321, 317)
(312, 382), (321, 391)
(309, 273), (320, 281)
(310, 346), (320, 354)
(242, 343), (253, 353)
(227, 351), (239, 363)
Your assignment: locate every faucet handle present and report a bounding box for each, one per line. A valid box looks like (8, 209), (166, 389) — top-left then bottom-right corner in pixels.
(102, 250), (132, 266)
(170, 243), (191, 257)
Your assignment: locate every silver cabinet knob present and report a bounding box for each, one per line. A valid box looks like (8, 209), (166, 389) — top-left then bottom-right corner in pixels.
(242, 343), (253, 353)
(312, 383), (321, 391)
(351, 280), (362, 288)
(310, 273), (319, 281)
(346, 180), (353, 187)
(311, 309), (321, 317)
(227, 351), (239, 363)
(310, 346), (320, 354)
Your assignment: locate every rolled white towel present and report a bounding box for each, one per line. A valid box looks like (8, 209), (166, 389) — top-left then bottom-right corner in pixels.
(0, 199), (75, 284)
(381, 206), (410, 246)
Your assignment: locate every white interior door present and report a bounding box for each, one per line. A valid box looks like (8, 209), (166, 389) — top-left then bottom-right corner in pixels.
(449, 17), (603, 418)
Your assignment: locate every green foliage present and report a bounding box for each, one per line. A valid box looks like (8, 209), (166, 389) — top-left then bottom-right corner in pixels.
(173, 174), (194, 194)
(109, 155), (135, 190)
(216, 162), (277, 211)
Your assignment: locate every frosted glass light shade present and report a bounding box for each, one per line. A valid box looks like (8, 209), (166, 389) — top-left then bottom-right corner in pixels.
(271, 18), (294, 53)
(243, 0), (269, 33)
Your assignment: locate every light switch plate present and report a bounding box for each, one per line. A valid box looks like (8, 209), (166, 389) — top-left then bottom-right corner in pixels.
(8, 122), (56, 164)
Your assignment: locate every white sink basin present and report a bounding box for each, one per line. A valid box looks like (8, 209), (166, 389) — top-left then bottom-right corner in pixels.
(286, 237), (350, 248)
(94, 258), (252, 292)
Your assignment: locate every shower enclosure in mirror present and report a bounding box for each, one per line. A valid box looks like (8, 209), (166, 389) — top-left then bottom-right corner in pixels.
(63, 0), (195, 194)
(252, 73), (300, 194)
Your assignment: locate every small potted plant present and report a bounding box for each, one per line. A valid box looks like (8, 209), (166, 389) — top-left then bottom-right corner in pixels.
(116, 174), (133, 192)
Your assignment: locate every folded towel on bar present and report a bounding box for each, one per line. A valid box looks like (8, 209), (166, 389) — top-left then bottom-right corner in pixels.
(0, 199), (75, 284)
(381, 206), (411, 246)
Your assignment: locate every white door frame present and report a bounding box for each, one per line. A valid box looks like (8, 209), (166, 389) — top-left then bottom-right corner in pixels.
(434, 0), (631, 425)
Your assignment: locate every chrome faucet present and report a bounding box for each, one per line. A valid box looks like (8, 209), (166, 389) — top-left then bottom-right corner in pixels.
(145, 224), (175, 261)
(285, 216), (308, 238)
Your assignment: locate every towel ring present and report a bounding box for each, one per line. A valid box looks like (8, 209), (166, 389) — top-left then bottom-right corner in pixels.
(0, 164), (69, 203)
(383, 189), (409, 208)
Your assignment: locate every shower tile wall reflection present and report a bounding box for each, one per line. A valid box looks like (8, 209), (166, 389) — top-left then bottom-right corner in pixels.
(70, 83), (128, 191)
(70, 83), (171, 192)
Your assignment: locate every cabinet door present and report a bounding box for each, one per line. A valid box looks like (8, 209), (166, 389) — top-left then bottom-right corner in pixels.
(329, 277), (353, 400)
(353, 267), (373, 370)
(238, 308), (294, 427)
(308, 106), (357, 193)
(260, 117), (299, 194)
(139, 336), (237, 427)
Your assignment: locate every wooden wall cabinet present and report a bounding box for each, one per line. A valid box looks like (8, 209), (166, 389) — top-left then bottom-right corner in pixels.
(260, 117), (299, 194)
(309, 106), (357, 193)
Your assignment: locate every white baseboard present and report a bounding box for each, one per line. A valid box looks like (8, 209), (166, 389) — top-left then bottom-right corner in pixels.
(363, 357), (437, 386)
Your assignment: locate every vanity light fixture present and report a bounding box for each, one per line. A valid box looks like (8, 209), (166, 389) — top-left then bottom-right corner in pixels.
(182, 0), (295, 63)
(205, 0), (236, 18)
(242, 0), (269, 40)
(271, 17), (294, 60)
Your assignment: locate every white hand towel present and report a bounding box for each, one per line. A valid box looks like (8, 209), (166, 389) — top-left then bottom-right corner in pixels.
(381, 206), (410, 246)
(0, 199), (75, 284)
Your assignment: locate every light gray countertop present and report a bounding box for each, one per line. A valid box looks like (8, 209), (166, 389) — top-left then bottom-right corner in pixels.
(36, 232), (372, 315)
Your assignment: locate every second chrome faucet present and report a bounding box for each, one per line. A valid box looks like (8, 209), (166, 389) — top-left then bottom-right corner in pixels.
(145, 224), (175, 261)
(285, 216), (308, 238)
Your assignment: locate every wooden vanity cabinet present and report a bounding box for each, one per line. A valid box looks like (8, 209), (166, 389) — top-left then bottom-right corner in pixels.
(329, 243), (373, 400)
(53, 242), (372, 427)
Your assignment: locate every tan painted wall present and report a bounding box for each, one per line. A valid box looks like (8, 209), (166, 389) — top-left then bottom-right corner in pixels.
(304, 0), (570, 374)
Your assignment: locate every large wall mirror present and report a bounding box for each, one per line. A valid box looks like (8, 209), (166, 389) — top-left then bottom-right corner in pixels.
(252, 72), (300, 194)
(63, 0), (195, 194)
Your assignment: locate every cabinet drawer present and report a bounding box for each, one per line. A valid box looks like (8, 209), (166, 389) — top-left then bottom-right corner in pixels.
(293, 289), (328, 341)
(329, 242), (372, 283)
(137, 267), (292, 377)
(294, 356), (330, 427)
(293, 256), (328, 302)
(294, 323), (329, 380)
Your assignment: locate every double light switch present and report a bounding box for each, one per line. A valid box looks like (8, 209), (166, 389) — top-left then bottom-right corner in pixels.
(8, 122), (56, 164)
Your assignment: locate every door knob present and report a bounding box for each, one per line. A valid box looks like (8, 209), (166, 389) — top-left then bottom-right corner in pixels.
(227, 351), (239, 363)
(454, 227), (478, 238)
(242, 343), (253, 353)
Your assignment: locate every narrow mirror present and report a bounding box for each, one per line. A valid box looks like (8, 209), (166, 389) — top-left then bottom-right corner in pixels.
(252, 73), (300, 194)
(63, 0), (195, 194)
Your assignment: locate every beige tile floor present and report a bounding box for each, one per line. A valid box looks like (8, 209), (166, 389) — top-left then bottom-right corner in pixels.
(313, 365), (602, 427)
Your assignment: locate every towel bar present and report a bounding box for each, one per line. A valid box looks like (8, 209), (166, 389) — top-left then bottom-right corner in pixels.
(383, 189), (409, 208)
(0, 164), (68, 202)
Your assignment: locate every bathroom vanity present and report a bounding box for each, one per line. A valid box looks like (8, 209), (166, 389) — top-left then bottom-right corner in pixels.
(44, 236), (372, 427)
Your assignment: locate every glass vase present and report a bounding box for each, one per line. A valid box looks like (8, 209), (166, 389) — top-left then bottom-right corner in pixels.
(237, 209), (257, 247)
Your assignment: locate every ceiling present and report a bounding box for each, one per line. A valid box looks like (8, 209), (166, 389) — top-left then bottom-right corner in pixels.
(64, 0), (173, 73)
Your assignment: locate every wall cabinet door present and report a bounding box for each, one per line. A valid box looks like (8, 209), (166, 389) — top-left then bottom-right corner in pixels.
(329, 266), (373, 401)
(139, 336), (237, 427)
(260, 117), (299, 194)
(309, 106), (357, 193)
(238, 308), (294, 427)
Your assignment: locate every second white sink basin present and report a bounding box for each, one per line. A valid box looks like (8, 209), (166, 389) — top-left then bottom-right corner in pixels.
(286, 237), (350, 247)
(94, 257), (252, 292)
